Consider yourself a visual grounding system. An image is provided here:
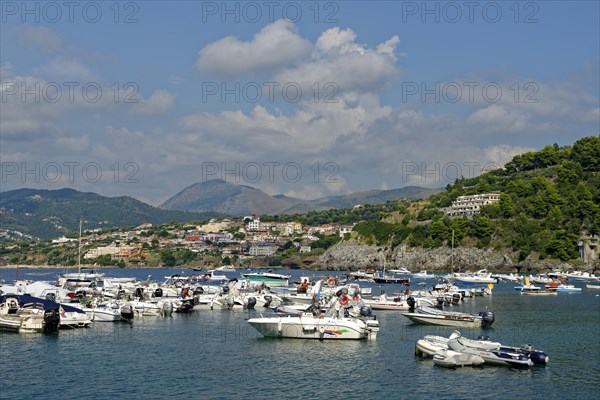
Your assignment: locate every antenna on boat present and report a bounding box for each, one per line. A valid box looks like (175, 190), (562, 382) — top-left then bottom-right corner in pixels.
(451, 229), (454, 274)
(78, 219), (82, 274)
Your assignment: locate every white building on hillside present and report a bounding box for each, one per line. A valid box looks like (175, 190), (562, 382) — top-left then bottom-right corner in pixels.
(445, 193), (501, 217)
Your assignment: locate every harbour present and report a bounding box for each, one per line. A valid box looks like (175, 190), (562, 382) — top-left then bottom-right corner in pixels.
(1, 267), (598, 400)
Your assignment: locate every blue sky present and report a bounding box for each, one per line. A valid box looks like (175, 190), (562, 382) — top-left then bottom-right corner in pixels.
(1, 1), (599, 205)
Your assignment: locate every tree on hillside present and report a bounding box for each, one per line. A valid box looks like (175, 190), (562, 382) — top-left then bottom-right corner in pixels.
(571, 136), (600, 171)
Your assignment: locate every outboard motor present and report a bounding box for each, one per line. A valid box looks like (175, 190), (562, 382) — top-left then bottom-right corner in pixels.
(406, 296), (416, 312)
(154, 288), (163, 298)
(43, 308), (60, 334)
(179, 299), (194, 313)
(479, 311), (495, 328)
(223, 286), (230, 294)
(477, 335), (490, 341)
(436, 296), (445, 308)
(359, 305), (373, 317)
(246, 297), (257, 310)
(452, 293), (461, 304)
(263, 295), (273, 307)
(162, 302), (173, 316)
(120, 304), (134, 321)
(45, 293), (57, 303)
(522, 345), (549, 365)
(135, 287), (144, 299)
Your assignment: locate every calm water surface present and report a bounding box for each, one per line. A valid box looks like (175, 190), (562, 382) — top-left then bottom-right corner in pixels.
(1, 268), (599, 400)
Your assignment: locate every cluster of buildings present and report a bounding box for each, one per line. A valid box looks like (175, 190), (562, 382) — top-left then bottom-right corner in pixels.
(49, 217), (354, 266)
(444, 193), (501, 217)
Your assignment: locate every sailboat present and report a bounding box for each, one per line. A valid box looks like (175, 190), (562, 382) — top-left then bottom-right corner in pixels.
(60, 220), (104, 283)
(372, 255), (410, 285)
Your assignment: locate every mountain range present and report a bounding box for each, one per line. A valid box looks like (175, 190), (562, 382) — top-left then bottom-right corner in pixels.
(159, 179), (442, 216)
(0, 182), (441, 239)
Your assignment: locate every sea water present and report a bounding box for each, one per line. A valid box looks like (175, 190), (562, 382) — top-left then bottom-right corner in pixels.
(0, 268), (599, 400)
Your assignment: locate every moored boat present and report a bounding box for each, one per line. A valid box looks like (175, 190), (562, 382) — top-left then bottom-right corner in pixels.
(247, 311), (379, 340)
(433, 349), (485, 368)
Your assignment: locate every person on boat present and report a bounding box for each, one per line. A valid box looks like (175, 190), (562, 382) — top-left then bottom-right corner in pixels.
(352, 293), (365, 309)
(181, 286), (190, 298)
(336, 289), (350, 318)
(298, 279), (309, 293)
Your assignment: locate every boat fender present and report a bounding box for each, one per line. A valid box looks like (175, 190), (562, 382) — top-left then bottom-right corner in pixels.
(328, 277), (335, 286)
(277, 320), (283, 334)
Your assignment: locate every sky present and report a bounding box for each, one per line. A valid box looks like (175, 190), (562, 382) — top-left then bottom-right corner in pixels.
(1, 1), (599, 205)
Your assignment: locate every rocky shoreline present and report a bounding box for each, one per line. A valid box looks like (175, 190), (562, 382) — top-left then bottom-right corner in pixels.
(311, 241), (595, 273)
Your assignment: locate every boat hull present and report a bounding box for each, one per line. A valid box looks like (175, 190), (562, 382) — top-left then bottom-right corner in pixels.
(403, 312), (483, 329)
(247, 316), (379, 340)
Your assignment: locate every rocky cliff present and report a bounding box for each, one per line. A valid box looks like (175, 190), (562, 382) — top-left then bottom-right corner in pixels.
(312, 240), (590, 273)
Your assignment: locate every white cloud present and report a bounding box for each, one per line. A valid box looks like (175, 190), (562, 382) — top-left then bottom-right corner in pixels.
(129, 90), (177, 115)
(15, 26), (64, 53)
(196, 19), (312, 77)
(275, 28), (400, 95)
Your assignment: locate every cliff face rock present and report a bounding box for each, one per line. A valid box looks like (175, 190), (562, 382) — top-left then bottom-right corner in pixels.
(312, 241), (588, 273)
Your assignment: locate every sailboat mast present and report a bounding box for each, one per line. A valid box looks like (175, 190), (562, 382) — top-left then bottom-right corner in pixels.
(78, 219), (82, 274)
(451, 229), (454, 274)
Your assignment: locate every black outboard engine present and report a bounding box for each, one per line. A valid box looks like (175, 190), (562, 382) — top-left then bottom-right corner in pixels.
(479, 311), (495, 328)
(223, 286), (230, 294)
(135, 287), (144, 299)
(406, 296), (416, 312)
(247, 297), (257, 309)
(43, 308), (60, 334)
(452, 293), (461, 304)
(179, 299), (194, 313)
(120, 304), (134, 320)
(436, 296), (445, 308)
(477, 335), (490, 341)
(359, 305), (373, 317)
(154, 288), (163, 298)
(45, 293), (57, 302)
(263, 295), (272, 307)
(520, 345), (549, 365)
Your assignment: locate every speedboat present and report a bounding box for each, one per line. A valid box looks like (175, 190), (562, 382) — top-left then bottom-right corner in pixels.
(363, 292), (435, 311)
(240, 272), (291, 287)
(556, 284), (582, 293)
(402, 306), (495, 329)
(0, 295), (61, 334)
(247, 309), (379, 340)
(412, 271), (435, 279)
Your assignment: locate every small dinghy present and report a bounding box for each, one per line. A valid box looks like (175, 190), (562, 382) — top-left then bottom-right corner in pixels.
(433, 349), (485, 368)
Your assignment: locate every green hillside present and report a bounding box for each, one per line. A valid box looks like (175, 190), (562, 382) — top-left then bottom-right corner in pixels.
(352, 136), (600, 262)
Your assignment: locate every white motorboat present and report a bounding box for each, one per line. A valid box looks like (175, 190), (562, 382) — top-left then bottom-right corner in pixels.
(433, 349), (485, 368)
(0, 295), (61, 334)
(453, 269), (498, 284)
(363, 292), (435, 311)
(412, 271), (435, 279)
(555, 284), (582, 293)
(247, 311), (379, 340)
(241, 272), (291, 287)
(215, 265), (236, 272)
(402, 306), (495, 329)
(387, 268), (411, 275)
(82, 302), (125, 322)
(587, 284), (600, 290)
